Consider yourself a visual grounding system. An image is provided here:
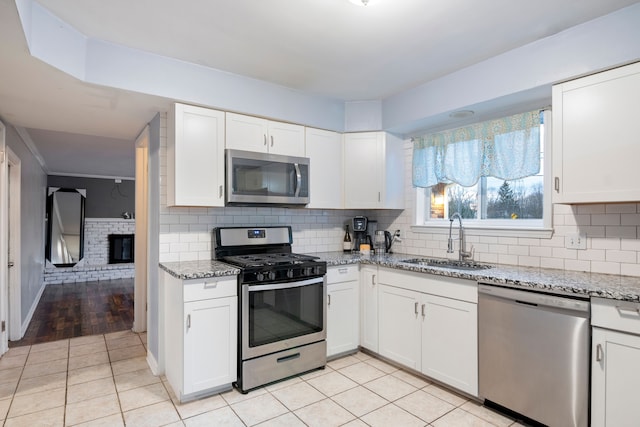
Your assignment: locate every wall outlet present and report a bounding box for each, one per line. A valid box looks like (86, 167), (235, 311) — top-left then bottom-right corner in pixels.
(565, 233), (587, 250)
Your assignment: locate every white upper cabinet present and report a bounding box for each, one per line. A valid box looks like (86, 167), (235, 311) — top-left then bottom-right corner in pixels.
(226, 112), (305, 157)
(552, 61), (640, 204)
(167, 103), (225, 207)
(305, 127), (343, 209)
(343, 132), (404, 209)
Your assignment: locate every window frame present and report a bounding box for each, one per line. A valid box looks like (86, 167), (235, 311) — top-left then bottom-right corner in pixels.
(412, 109), (553, 239)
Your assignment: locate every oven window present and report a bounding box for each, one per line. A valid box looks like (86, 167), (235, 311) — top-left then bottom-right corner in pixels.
(248, 282), (323, 348)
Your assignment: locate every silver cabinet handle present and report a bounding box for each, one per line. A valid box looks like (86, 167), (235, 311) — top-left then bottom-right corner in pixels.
(596, 343), (603, 361)
(270, 135), (274, 147)
(421, 303), (425, 317)
(338, 268), (348, 274)
(414, 302), (418, 315)
(616, 304), (640, 315)
(378, 192), (381, 202)
(554, 177), (560, 193)
(219, 185), (223, 199)
(371, 274), (376, 286)
(186, 314), (191, 329)
(8, 261), (14, 268)
(264, 134), (267, 146)
(327, 294), (331, 306)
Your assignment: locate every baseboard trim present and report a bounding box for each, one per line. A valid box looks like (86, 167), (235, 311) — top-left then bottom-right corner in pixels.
(147, 351), (161, 376)
(20, 281), (46, 338)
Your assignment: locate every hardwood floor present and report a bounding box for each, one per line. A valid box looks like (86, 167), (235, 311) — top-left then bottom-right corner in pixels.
(9, 278), (134, 347)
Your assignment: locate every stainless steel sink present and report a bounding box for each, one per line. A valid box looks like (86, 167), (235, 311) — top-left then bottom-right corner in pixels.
(400, 258), (493, 271)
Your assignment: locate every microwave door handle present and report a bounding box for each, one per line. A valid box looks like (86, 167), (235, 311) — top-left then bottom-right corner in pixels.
(294, 163), (302, 198)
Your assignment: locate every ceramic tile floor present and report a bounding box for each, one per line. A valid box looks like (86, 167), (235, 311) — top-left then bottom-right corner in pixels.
(0, 332), (527, 426)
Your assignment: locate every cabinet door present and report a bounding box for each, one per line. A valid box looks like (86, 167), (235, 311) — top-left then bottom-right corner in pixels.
(305, 128), (343, 209)
(168, 103), (225, 207)
(421, 294), (478, 396)
(344, 132), (383, 208)
(552, 62), (640, 203)
(183, 296), (237, 394)
(268, 121), (305, 156)
(378, 285), (421, 370)
(360, 266), (378, 352)
(591, 327), (640, 427)
(327, 281), (359, 357)
(226, 112), (269, 152)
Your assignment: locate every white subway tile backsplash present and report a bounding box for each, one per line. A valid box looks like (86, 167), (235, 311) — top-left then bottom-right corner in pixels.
(605, 204), (637, 214)
(591, 261), (621, 275)
(605, 250), (637, 263)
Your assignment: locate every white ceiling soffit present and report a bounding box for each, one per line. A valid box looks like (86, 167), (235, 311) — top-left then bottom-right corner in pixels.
(33, 0), (640, 101)
(26, 128), (136, 179)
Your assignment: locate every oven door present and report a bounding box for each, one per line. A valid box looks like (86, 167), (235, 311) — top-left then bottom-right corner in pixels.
(242, 276), (326, 360)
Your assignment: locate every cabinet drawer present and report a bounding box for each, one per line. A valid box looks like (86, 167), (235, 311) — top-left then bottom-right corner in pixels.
(184, 278), (237, 302)
(327, 265), (359, 284)
(378, 267), (477, 303)
(592, 297), (640, 335)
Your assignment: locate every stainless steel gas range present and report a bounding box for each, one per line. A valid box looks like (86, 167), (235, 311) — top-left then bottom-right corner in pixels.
(213, 226), (327, 393)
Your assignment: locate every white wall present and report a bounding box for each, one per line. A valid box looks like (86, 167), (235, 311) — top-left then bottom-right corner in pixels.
(4, 123), (47, 326)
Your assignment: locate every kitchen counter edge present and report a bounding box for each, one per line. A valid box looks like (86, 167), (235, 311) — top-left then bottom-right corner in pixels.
(159, 260), (240, 280)
(316, 251), (640, 303)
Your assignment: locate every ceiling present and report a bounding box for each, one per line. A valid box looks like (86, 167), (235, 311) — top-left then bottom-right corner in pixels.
(1, 0), (639, 178)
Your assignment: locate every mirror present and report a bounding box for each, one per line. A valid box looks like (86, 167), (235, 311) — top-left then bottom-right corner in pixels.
(46, 187), (86, 267)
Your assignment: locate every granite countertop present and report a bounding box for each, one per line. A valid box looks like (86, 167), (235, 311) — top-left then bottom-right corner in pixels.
(313, 251), (640, 302)
(159, 252), (640, 302)
(159, 260), (240, 280)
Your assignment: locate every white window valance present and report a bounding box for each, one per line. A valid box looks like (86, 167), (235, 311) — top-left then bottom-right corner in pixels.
(412, 110), (541, 188)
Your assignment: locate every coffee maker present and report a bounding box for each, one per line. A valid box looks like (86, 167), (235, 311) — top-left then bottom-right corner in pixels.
(352, 216), (372, 252)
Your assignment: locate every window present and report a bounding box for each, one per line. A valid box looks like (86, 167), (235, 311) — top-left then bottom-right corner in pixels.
(415, 110), (551, 232)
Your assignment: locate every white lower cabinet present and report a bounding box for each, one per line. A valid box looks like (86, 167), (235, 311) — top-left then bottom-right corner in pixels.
(421, 293), (477, 395)
(378, 285), (421, 370)
(360, 265), (379, 352)
(162, 270), (238, 402)
(591, 298), (640, 427)
(326, 265), (359, 358)
(377, 268), (478, 396)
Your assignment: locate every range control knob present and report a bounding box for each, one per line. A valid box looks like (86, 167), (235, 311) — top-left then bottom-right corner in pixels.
(302, 267), (312, 276)
(313, 266), (322, 276)
(267, 271), (276, 281)
(286, 269), (294, 279)
(256, 272), (265, 281)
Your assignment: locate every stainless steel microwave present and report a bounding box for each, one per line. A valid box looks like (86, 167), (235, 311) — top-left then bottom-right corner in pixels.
(226, 149), (310, 206)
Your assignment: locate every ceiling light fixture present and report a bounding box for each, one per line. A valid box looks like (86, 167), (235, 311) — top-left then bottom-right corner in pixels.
(348, 0), (378, 6)
(449, 110), (475, 119)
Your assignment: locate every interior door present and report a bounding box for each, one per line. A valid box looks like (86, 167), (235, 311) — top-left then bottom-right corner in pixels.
(0, 121), (8, 354)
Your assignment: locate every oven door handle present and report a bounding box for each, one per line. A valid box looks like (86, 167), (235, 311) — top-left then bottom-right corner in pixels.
(246, 276), (324, 292)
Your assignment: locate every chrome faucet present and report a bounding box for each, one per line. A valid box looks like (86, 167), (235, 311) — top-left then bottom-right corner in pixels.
(447, 213), (473, 261)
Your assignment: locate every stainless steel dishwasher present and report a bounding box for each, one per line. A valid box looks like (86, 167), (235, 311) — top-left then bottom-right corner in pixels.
(478, 283), (590, 427)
